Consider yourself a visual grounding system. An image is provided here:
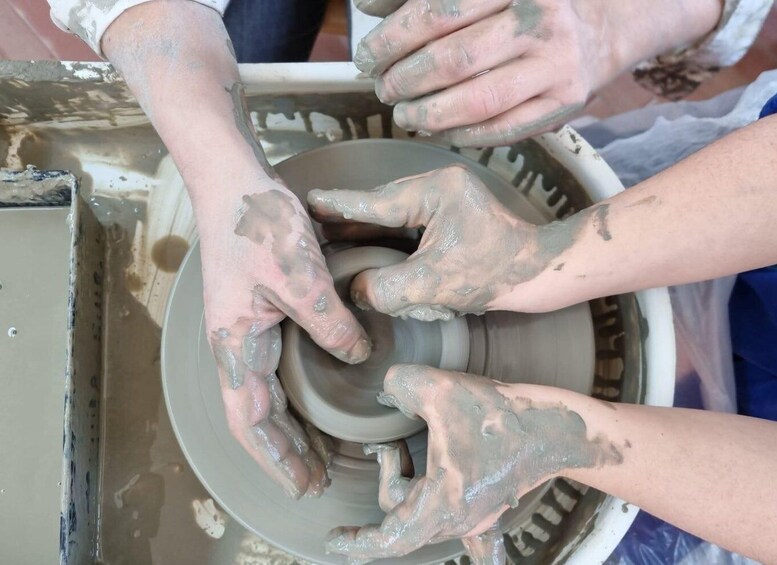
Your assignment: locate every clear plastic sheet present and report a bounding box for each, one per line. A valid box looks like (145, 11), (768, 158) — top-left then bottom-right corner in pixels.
(576, 69), (777, 565)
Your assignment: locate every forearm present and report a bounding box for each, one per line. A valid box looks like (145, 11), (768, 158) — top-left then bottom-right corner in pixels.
(504, 114), (777, 311)
(102, 0), (273, 222)
(548, 389), (777, 562)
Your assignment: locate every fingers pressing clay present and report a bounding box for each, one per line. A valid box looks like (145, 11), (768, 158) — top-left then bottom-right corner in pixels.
(212, 319), (326, 499)
(257, 283), (371, 365)
(354, 0), (408, 18)
(379, 364), (439, 420)
(462, 524), (507, 565)
(351, 262), (457, 321)
(363, 442), (414, 512)
(326, 482), (435, 559)
(305, 423), (335, 469)
(235, 187), (372, 365)
(328, 366), (627, 560)
(208, 179), (375, 498)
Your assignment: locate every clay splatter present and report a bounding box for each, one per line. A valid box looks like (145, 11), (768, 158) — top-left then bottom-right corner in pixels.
(151, 235), (189, 273)
(235, 190), (324, 300)
(228, 82), (280, 180)
(592, 204), (612, 242)
(511, 0), (548, 39)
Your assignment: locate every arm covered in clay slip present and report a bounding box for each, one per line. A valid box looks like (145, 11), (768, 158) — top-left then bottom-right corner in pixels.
(325, 366), (777, 564)
(308, 114), (777, 317)
(102, 1), (371, 499)
(497, 112), (777, 313)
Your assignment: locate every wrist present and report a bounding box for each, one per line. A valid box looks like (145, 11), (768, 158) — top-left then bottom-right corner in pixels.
(493, 215), (595, 313)
(597, 0), (723, 76)
(502, 384), (621, 486)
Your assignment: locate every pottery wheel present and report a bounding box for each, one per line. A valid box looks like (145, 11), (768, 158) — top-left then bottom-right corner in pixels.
(281, 245), (470, 444)
(162, 139), (596, 564)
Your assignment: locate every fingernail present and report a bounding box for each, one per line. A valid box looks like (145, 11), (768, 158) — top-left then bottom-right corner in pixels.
(354, 40), (377, 75)
(325, 528), (347, 551)
(348, 337), (372, 364)
(363, 442), (396, 456)
(376, 391), (397, 408)
(307, 189), (329, 208)
(350, 288), (372, 311)
(362, 443), (381, 456)
(393, 103), (409, 128)
(375, 78), (392, 104)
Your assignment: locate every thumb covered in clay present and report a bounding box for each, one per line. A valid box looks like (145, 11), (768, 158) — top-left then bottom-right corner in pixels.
(378, 364), (440, 421)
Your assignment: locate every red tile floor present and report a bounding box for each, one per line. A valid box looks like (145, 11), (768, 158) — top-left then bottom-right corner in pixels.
(1, 0), (776, 119)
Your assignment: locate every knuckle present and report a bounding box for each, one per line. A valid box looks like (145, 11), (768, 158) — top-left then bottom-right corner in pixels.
(381, 67), (410, 99)
(385, 363), (420, 389)
(444, 37), (475, 71)
(466, 83), (504, 119)
(316, 318), (359, 350)
(437, 42), (470, 80)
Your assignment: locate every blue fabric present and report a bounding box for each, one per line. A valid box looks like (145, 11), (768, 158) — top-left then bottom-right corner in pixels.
(730, 267), (777, 419)
(223, 0), (327, 63)
(729, 94), (777, 422)
(758, 92), (777, 119)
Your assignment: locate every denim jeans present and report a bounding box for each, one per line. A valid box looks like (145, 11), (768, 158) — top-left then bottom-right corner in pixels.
(223, 0), (328, 63)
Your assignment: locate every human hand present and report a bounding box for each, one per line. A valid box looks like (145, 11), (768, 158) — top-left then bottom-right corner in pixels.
(307, 164), (584, 320)
(353, 0), (722, 146)
(199, 176), (372, 500)
(325, 364), (624, 561)
(351, 0), (614, 146)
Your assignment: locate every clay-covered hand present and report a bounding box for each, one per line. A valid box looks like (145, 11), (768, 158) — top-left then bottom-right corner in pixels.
(308, 165), (574, 321)
(200, 176), (372, 500)
(352, 0), (617, 146)
(325, 364), (624, 562)
(102, 0), (371, 501)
